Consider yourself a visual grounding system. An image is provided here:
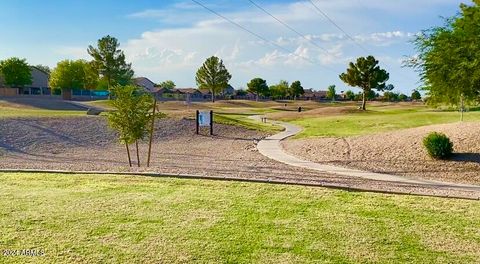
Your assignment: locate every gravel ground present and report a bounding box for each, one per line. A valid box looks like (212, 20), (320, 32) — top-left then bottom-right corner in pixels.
(0, 116), (479, 199)
(283, 122), (480, 185)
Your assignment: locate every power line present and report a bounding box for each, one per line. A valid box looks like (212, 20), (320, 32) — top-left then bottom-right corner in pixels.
(307, 0), (370, 54)
(247, 0), (332, 56)
(191, 0), (314, 64)
(307, 0), (417, 85)
(190, 0), (337, 73)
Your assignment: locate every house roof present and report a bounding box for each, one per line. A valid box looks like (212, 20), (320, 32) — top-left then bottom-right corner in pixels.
(198, 89), (211, 95)
(30, 66), (49, 76)
(304, 89), (327, 97)
(133, 77), (155, 85)
(175, 88), (200, 94)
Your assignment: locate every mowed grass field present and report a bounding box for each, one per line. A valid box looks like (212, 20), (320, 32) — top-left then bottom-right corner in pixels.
(1, 172), (479, 263)
(276, 103), (480, 138)
(2, 98), (480, 137)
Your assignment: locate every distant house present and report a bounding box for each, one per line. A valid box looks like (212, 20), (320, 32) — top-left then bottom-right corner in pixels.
(175, 88), (203, 98)
(133, 77), (156, 92)
(302, 89), (328, 100)
(222, 84), (235, 95)
(154, 87), (205, 101)
(2, 66), (50, 95)
(234, 91), (256, 100)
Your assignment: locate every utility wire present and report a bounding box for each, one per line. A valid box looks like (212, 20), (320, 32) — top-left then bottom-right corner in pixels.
(307, 0), (418, 85)
(247, 0), (332, 56)
(308, 0), (370, 54)
(190, 0), (337, 73)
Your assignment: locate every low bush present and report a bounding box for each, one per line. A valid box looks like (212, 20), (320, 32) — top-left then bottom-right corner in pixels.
(423, 132), (453, 159)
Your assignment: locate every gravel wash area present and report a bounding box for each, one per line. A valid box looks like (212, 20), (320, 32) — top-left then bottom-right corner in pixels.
(1, 116), (479, 199)
(283, 122), (480, 186)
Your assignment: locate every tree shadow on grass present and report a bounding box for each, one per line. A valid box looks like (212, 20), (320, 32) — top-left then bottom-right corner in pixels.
(0, 97), (86, 110)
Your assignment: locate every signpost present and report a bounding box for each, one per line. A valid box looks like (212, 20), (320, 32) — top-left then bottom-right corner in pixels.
(196, 110), (213, 135)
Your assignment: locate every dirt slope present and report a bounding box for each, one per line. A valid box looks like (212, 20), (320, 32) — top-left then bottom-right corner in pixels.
(283, 122), (480, 184)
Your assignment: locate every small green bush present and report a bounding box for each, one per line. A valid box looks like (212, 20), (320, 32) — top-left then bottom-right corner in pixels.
(423, 132), (453, 159)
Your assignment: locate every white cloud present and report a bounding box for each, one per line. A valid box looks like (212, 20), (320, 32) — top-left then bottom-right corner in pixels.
(61, 0), (449, 90)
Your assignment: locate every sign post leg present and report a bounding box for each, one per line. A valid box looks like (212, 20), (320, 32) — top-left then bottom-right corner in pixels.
(196, 110), (199, 135)
(210, 110), (213, 136)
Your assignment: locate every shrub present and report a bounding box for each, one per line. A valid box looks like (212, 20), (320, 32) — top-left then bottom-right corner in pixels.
(423, 132), (453, 159)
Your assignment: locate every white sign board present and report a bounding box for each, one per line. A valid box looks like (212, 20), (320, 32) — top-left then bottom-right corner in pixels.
(198, 111), (211, 127)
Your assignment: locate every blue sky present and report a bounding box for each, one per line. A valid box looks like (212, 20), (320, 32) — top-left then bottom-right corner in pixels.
(0, 0), (463, 93)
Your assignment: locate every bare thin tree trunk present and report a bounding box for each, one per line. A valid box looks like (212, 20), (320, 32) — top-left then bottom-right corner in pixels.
(361, 91), (367, 110)
(211, 90), (215, 103)
(147, 98), (157, 167)
(125, 143), (132, 167)
(135, 140), (140, 167)
(460, 94), (464, 122)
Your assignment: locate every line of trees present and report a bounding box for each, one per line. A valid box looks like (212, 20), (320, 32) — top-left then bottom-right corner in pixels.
(343, 89), (422, 102)
(193, 56), (307, 102)
(48, 35), (134, 93)
(0, 35), (137, 94)
(246, 78), (305, 100)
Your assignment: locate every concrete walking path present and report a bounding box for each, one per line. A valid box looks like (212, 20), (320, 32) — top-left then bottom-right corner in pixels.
(251, 115), (480, 191)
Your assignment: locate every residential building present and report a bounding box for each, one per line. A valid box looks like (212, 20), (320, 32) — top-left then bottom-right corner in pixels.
(133, 77), (156, 92)
(222, 84), (235, 95)
(301, 89), (328, 100)
(1, 66), (50, 96)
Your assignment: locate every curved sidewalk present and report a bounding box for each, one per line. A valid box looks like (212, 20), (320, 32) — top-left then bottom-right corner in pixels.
(251, 116), (480, 192)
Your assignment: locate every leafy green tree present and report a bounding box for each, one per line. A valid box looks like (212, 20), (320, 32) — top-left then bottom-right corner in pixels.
(247, 78), (269, 101)
(383, 91), (400, 102)
(235, 89), (248, 96)
(411, 90), (422, 100)
(398, 93), (408, 101)
(289, 80), (304, 100)
(345, 90), (355, 101)
(195, 56), (232, 102)
(269, 80), (289, 99)
(366, 90), (378, 101)
(107, 85), (163, 167)
(49, 60), (98, 91)
(0, 57), (32, 87)
(339, 56), (390, 110)
(354, 92), (363, 101)
(326, 85), (336, 101)
(409, 1), (480, 107)
(88, 35), (134, 89)
(157, 80), (176, 90)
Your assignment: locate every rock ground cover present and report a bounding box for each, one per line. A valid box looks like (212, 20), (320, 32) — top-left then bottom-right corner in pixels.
(0, 116), (479, 198)
(283, 122), (480, 185)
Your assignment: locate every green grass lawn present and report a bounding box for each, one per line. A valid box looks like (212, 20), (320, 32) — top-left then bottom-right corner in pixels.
(288, 106), (480, 138)
(214, 113), (282, 132)
(1, 172), (479, 263)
